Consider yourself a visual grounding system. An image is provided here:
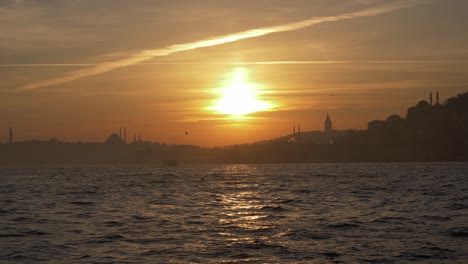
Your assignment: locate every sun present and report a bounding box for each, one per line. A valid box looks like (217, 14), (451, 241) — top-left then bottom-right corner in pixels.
(209, 68), (274, 117)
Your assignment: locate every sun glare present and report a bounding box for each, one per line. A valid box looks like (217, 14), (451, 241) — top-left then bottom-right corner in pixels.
(209, 68), (274, 117)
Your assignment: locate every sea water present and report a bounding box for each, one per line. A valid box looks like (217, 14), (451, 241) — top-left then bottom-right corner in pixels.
(1, 163), (467, 263)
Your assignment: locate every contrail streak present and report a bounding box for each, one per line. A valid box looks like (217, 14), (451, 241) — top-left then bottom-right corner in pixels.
(1, 60), (461, 68)
(17, 0), (430, 90)
(1, 61), (350, 67)
(0, 64), (96, 67)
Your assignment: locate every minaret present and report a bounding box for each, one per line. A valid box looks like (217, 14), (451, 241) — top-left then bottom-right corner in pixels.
(430, 91), (433, 105)
(436, 91), (440, 105)
(324, 114), (332, 133)
(119, 127), (122, 140)
(293, 124), (296, 138)
(123, 127), (127, 143)
(9, 127), (13, 144)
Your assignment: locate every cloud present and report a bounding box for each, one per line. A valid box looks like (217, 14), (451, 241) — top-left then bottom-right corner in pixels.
(0, 61), (349, 67)
(17, 0), (433, 90)
(2, 60), (461, 67)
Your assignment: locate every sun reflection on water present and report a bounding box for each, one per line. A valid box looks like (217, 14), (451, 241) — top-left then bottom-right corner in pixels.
(214, 165), (277, 243)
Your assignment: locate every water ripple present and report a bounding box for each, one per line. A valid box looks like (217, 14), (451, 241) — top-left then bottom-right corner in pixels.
(0, 163), (467, 263)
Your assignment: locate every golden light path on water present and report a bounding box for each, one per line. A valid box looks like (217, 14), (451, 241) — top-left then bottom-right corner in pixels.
(208, 68), (275, 118)
(216, 165), (275, 247)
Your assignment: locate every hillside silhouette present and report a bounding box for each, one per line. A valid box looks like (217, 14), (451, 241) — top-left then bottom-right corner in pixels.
(1, 92), (467, 165)
(328, 92), (468, 161)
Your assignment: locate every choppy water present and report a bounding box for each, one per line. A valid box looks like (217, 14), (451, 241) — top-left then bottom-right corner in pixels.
(1, 163), (467, 263)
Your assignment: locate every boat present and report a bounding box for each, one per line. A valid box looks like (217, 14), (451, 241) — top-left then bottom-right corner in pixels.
(160, 160), (179, 166)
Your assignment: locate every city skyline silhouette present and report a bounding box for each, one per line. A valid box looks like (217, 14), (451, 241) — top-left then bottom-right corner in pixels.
(2, 91), (467, 165)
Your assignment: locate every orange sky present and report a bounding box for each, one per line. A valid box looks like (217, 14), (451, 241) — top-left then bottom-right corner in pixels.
(1, 0), (468, 146)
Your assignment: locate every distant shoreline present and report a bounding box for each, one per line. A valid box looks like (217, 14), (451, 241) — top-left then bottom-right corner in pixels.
(2, 92), (467, 165)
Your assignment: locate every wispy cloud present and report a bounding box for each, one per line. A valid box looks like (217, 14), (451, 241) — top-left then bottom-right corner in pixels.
(2, 60), (462, 67)
(17, 0), (433, 90)
(0, 64), (96, 67)
(0, 61), (350, 67)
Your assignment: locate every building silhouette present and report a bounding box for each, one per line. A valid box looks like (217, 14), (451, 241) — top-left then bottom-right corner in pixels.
(430, 91), (441, 106)
(324, 114), (332, 133)
(289, 124), (297, 142)
(105, 133), (124, 144)
(9, 127), (13, 144)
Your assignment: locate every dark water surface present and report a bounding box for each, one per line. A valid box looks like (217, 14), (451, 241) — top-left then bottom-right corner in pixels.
(1, 163), (467, 263)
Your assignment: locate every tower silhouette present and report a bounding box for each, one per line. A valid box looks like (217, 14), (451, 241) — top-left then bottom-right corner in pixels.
(436, 91), (440, 105)
(324, 114), (332, 133)
(9, 127), (13, 144)
(430, 91), (433, 105)
(124, 127), (127, 143)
